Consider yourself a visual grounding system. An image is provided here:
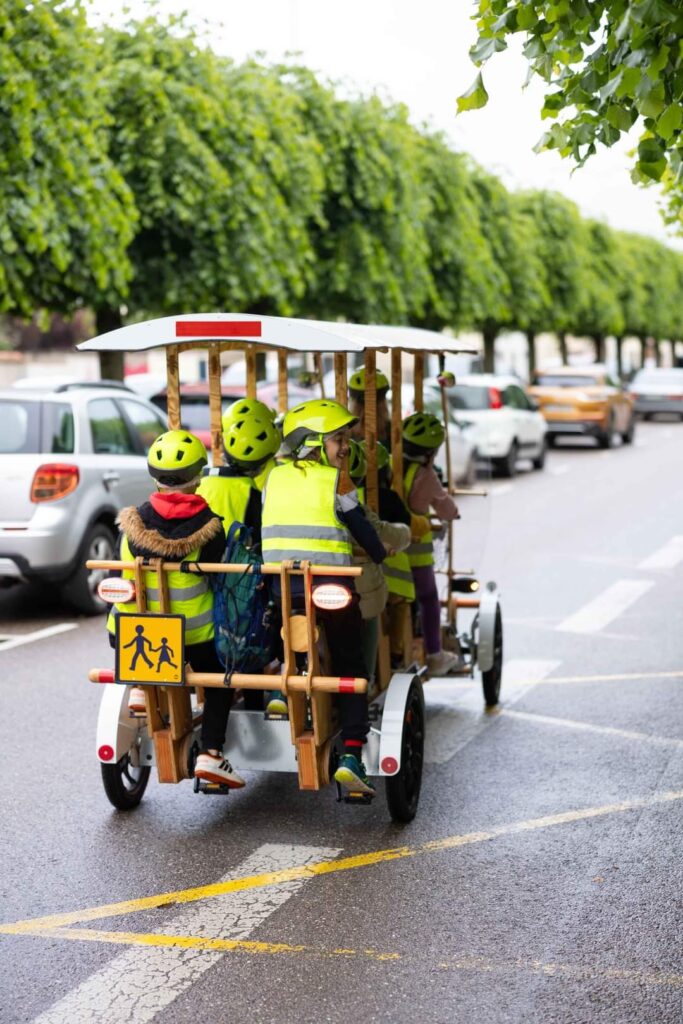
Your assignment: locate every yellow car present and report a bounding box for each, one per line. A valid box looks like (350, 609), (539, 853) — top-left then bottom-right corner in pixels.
(528, 366), (635, 448)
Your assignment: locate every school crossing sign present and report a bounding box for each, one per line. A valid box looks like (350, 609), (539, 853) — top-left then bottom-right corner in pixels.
(115, 613), (185, 686)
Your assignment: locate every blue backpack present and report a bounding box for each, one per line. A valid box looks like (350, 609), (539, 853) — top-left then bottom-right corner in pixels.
(212, 523), (276, 680)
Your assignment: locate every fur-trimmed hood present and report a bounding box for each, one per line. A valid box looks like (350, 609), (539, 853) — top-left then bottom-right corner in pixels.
(117, 505), (223, 559)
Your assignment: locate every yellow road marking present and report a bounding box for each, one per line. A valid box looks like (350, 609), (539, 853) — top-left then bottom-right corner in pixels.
(2, 789), (682, 936)
(502, 709), (683, 747)
(8, 926), (683, 990)
(536, 669), (683, 686)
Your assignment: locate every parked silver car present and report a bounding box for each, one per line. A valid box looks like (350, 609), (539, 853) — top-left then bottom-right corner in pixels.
(0, 382), (167, 613)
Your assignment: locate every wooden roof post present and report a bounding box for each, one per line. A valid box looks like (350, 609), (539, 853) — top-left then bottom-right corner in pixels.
(334, 352), (347, 405)
(165, 346), (181, 430)
(246, 348), (257, 399)
(364, 349), (378, 512)
(391, 348), (403, 499)
(315, 353), (326, 398)
(414, 352), (424, 413)
(277, 350), (288, 414)
(208, 348), (222, 467)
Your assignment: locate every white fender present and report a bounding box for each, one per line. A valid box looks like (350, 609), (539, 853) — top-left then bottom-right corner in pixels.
(477, 585), (501, 673)
(377, 672), (421, 776)
(96, 684), (144, 763)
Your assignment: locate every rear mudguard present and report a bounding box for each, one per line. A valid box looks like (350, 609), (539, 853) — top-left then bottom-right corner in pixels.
(375, 672), (422, 776)
(477, 586), (501, 673)
(96, 684), (147, 763)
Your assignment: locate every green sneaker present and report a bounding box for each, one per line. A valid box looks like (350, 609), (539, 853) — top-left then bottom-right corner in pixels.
(265, 691), (288, 717)
(334, 754), (375, 796)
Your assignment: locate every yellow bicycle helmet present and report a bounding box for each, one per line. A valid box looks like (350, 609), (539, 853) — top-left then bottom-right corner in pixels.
(223, 414), (280, 469)
(282, 399), (358, 454)
(222, 397), (275, 430)
(348, 439), (367, 481)
(402, 412), (445, 452)
(348, 365), (390, 402)
(147, 430), (208, 484)
(375, 440), (390, 472)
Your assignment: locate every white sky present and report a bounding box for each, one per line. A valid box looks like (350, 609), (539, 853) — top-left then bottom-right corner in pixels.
(91, 0), (682, 249)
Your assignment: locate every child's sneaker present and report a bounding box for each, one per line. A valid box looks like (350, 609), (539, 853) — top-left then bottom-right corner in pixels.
(426, 650), (464, 676)
(334, 754), (375, 796)
(128, 687), (147, 714)
(194, 751), (246, 788)
(265, 691), (288, 717)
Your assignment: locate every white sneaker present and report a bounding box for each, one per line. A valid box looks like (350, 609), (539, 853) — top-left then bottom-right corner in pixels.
(194, 752), (246, 789)
(426, 650), (463, 676)
(128, 687), (147, 714)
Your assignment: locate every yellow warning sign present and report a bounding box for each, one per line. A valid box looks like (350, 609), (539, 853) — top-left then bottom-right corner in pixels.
(115, 613), (185, 686)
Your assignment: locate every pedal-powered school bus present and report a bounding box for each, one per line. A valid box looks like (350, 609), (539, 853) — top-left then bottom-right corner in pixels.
(81, 314), (503, 822)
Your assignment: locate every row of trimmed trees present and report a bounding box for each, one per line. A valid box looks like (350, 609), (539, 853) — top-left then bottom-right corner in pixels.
(2, 3), (682, 376)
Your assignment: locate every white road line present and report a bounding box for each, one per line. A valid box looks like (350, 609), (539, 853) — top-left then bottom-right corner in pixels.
(502, 709), (683, 748)
(491, 484), (513, 497)
(31, 843), (339, 1024)
(0, 622), (78, 653)
(638, 535), (683, 571)
(549, 464), (571, 476)
(424, 658), (560, 765)
(556, 579), (654, 635)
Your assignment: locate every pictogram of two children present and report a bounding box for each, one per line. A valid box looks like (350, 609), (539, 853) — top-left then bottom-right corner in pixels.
(124, 625), (177, 671)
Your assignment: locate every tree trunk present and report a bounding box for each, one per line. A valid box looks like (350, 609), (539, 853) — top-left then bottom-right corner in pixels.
(639, 335), (647, 367)
(558, 331), (568, 366)
(526, 329), (536, 380)
(592, 333), (605, 363)
(482, 323), (497, 374)
(95, 307), (124, 381)
(615, 336), (624, 380)
(653, 340), (661, 367)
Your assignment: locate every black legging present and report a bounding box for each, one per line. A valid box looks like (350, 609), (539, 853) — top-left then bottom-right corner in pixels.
(187, 640), (235, 751)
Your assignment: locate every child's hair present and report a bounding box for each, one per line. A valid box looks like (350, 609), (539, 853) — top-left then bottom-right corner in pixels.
(402, 439), (434, 461)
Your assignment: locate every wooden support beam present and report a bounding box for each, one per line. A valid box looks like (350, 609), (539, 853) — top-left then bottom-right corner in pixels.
(315, 353), (326, 398)
(391, 348), (403, 499)
(364, 349), (378, 512)
(334, 352), (347, 405)
(246, 349), (257, 399)
(165, 346), (181, 429)
(208, 348), (223, 467)
(277, 350), (288, 414)
(414, 352), (424, 413)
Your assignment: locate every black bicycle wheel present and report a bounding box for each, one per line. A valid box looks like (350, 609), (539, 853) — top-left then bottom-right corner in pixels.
(481, 605), (503, 707)
(385, 680), (425, 823)
(101, 752), (150, 810)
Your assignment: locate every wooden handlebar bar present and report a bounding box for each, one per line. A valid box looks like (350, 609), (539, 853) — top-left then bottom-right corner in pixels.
(85, 560), (362, 576)
(88, 668), (367, 694)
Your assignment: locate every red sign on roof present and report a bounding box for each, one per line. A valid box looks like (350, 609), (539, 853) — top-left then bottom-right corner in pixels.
(175, 321), (262, 338)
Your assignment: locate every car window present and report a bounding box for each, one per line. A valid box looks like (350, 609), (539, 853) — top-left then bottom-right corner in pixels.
(0, 400), (39, 453)
(88, 398), (136, 455)
(119, 399), (166, 453)
(446, 385), (490, 410)
(42, 403), (75, 453)
(533, 374), (598, 388)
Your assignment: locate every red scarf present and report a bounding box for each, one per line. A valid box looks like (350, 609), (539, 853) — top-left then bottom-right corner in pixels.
(149, 491), (209, 520)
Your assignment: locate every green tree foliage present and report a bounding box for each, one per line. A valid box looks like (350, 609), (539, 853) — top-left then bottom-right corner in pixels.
(460, 0), (683, 229)
(0, 0), (135, 317)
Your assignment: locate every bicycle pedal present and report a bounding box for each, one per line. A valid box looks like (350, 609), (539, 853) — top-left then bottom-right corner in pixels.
(343, 791), (374, 805)
(193, 777), (231, 796)
(264, 711), (289, 722)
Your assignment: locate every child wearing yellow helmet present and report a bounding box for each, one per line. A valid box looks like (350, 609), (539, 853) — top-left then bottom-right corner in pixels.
(109, 430), (245, 789)
(262, 399), (389, 796)
(347, 365), (391, 446)
(401, 413), (461, 676)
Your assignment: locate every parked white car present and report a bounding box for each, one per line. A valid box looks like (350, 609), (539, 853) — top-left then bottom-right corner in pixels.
(441, 374), (547, 476)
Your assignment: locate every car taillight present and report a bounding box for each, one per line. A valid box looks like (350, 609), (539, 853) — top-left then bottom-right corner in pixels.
(97, 578), (136, 604)
(30, 463), (80, 502)
(488, 387), (503, 410)
(312, 583), (353, 611)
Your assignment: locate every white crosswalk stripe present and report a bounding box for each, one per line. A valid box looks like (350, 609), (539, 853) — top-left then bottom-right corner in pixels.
(556, 579), (653, 634)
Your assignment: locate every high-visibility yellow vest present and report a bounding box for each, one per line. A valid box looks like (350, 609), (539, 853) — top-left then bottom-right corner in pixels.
(197, 469), (253, 535)
(106, 535), (214, 645)
(356, 484), (415, 600)
(262, 461), (353, 567)
(404, 461), (434, 568)
(253, 457), (277, 493)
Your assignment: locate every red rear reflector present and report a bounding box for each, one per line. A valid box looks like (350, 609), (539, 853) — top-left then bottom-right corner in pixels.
(381, 756), (398, 774)
(30, 463), (79, 502)
(338, 681), (357, 693)
(175, 321), (262, 338)
(98, 744), (115, 762)
(488, 387), (503, 410)
(94, 669), (115, 684)
(312, 584), (353, 611)
(97, 577), (136, 604)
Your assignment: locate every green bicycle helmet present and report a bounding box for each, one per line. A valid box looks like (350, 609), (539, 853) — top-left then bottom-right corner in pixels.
(147, 430), (208, 484)
(282, 399), (358, 454)
(348, 439), (367, 482)
(222, 397), (275, 430)
(374, 441), (390, 472)
(223, 414), (280, 469)
(402, 412), (445, 452)
(348, 365), (390, 402)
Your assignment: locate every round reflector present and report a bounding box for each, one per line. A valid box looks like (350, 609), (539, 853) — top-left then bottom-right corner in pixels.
(311, 584), (352, 611)
(97, 577), (136, 604)
(98, 744), (115, 762)
(381, 756), (399, 775)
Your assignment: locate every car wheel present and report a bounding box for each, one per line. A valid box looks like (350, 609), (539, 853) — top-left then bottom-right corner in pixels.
(547, 435), (557, 448)
(598, 414), (614, 449)
(461, 455), (477, 487)
(642, 413), (653, 422)
(531, 438), (547, 470)
(62, 523), (116, 615)
(621, 416), (636, 445)
(495, 441), (518, 478)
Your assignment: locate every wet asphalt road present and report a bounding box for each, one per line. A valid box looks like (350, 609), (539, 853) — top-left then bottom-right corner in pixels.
(1, 419), (682, 1024)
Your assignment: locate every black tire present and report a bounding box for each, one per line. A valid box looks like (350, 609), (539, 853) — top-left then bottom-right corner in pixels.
(481, 605), (503, 707)
(547, 435), (557, 448)
(598, 415), (614, 449)
(622, 416), (636, 445)
(62, 522), (116, 615)
(101, 752), (150, 810)
(496, 441), (518, 478)
(531, 438), (547, 470)
(642, 413), (653, 421)
(461, 455), (477, 487)
(385, 680), (425, 823)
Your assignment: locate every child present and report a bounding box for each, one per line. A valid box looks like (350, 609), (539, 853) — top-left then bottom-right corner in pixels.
(108, 430), (245, 787)
(402, 412), (461, 675)
(347, 365), (391, 446)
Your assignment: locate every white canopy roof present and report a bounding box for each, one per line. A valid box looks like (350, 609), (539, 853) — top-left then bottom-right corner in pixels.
(77, 312), (478, 355)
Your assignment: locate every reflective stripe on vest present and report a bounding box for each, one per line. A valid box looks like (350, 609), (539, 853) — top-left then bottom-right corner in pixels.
(197, 471), (253, 536)
(382, 551), (416, 600)
(404, 461), (434, 568)
(106, 535), (214, 645)
(261, 461), (353, 567)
